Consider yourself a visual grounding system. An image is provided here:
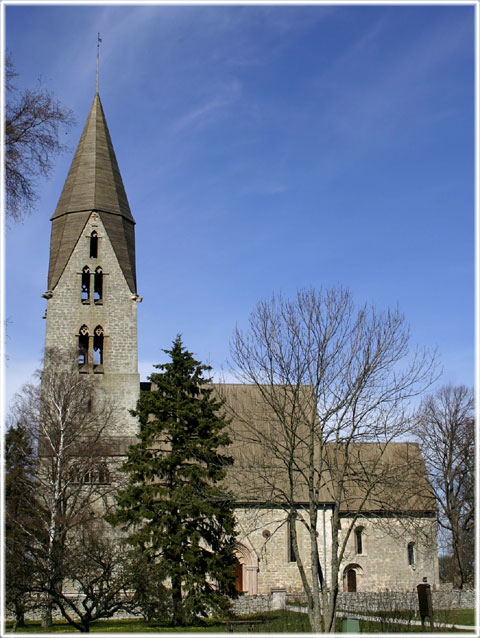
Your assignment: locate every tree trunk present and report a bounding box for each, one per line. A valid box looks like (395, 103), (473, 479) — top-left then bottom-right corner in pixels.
(171, 573), (183, 626)
(14, 604), (25, 628)
(41, 600), (53, 628)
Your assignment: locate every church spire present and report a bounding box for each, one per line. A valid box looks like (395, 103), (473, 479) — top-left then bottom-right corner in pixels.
(48, 94), (137, 294)
(96, 33), (102, 95)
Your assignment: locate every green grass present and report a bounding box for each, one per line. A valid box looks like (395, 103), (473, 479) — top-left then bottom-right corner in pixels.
(347, 608), (476, 633)
(342, 607), (475, 627)
(6, 609), (475, 633)
(5, 611), (312, 633)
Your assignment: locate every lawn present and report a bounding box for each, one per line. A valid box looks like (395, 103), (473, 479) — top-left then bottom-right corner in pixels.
(5, 609), (475, 633)
(351, 608), (475, 633)
(5, 611), (312, 633)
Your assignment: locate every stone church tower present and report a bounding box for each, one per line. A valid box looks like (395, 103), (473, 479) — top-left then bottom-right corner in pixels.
(43, 92), (141, 444)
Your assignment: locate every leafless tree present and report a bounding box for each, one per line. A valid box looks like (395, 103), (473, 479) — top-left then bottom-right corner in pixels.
(5, 55), (75, 222)
(229, 287), (437, 633)
(7, 350), (116, 627)
(43, 518), (137, 633)
(413, 385), (474, 589)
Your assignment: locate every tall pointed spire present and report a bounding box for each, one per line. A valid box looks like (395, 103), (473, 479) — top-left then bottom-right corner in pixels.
(52, 94), (133, 221)
(48, 94), (137, 293)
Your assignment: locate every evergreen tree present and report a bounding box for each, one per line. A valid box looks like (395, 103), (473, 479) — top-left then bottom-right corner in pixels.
(5, 423), (39, 627)
(109, 336), (238, 625)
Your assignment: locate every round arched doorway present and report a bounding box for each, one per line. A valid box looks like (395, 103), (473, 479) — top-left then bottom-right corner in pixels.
(343, 563), (363, 593)
(234, 542), (258, 595)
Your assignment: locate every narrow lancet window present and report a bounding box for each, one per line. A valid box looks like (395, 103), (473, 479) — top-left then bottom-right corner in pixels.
(94, 267), (103, 302)
(90, 231), (98, 258)
(288, 519), (297, 563)
(81, 266), (90, 302)
(355, 528), (363, 555)
(93, 325), (104, 369)
(408, 542), (415, 566)
(78, 325), (89, 368)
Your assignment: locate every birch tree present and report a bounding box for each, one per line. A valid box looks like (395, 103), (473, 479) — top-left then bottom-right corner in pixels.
(7, 350), (115, 627)
(229, 287), (437, 633)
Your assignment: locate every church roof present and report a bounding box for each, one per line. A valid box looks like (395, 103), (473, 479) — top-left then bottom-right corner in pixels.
(217, 384), (436, 514)
(52, 93), (134, 222)
(48, 94), (137, 293)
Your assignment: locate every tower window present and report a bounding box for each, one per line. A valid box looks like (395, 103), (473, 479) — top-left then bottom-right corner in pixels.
(355, 528), (363, 555)
(94, 267), (103, 302)
(288, 518), (297, 563)
(81, 266), (90, 302)
(78, 325), (89, 368)
(93, 325), (104, 369)
(408, 542), (415, 566)
(90, 231), (98, 259)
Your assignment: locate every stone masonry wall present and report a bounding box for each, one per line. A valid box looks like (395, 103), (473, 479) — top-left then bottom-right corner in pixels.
(44, 213), (140, 439)
(235, 508), (439, 595)
(286, 590), (475, 611)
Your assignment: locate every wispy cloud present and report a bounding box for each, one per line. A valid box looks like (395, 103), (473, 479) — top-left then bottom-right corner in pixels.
(311, 10), (472, 157)
(171, 78), (242, 134)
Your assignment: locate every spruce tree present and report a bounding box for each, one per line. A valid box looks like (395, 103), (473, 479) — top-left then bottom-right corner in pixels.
(5, 423), (39, 627)
(110, 336), (238, 625)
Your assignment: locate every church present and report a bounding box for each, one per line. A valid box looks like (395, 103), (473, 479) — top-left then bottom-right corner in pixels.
(41, 90), (439, 600)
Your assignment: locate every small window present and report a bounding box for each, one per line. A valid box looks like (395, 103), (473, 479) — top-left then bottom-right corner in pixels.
(97, 464), (110, 484)
(93, 325), (104, 368)
(81, 266), (90, 302)
(78, 325), (89, 367)
(71, 465), (110, 485)
(408, 542), (415, 566)
(90, 231), (98, 258)
(288, 519), (297, 563)
(355, 528), (363, 555)
(94, 267), (103, 302)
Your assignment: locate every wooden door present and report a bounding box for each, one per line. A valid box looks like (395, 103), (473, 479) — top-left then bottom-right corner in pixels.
(234, 559), (243, 592)
(347, 569), (357, 592)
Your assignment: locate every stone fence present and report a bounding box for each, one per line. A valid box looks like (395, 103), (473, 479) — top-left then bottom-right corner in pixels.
(231, 589), (287, 615)
(230, 588), (475, 616)
(283, 589), (475, 612)
(9, 588), (474, 623)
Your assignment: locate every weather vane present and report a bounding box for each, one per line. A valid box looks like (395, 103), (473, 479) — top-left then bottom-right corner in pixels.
(96, 33), (102, 94)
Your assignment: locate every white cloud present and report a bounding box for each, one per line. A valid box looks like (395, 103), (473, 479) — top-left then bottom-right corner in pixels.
(171, 78), (242, 134)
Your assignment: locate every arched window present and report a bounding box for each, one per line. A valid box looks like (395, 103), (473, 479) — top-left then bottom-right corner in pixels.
(93, 325), (104, 369)
(97, 464), (110, 484)
(72, 464), (110, 485)
(94, 267), (103, 302)
(355, 528), (363, 555)
(81, 266), (90, 302)
(408, 542), (415, 566)
(90, 231), (98, 258)
(78, 325), (89, 368)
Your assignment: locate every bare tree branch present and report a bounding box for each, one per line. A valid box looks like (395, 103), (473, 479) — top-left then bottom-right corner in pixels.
(228, 287), (438, 633)
(5, 55), (76, 223)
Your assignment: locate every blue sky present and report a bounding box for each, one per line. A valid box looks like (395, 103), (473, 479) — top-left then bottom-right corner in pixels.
(3, 3), (475, 409)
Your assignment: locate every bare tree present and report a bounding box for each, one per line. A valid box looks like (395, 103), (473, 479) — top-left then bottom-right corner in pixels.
(7, 350), (116, 627)
(5, 55), (75, 222)
(229, 287), (437, 633)
(413, 385), (474, 589)
(45, 518), (137, 633)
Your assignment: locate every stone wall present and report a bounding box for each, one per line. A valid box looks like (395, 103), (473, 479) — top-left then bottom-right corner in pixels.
(235, 507), (439, 595)
(285, 589), (475, 611)
(44, 213), (140, 439)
